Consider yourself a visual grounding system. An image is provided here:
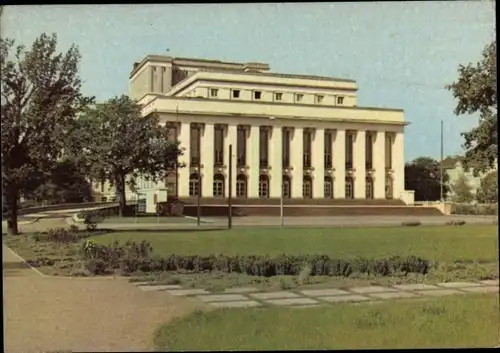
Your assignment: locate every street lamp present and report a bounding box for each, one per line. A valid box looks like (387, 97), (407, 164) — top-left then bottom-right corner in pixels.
(269, 116), (284, 228)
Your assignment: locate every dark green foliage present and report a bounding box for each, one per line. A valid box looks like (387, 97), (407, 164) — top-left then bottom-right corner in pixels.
(449, 172), (474, 203)
(451, 203), (497, 215)
(26, 257), (55, 267)
(81, 241), (431, 277)
(445, 220), (466, 226)
(476, 170), (498, 204)
(401, 221), (422, 227)
(1, 33), (94, 235)
(405, 157), (449, 201)
(447, 40), (497, 175)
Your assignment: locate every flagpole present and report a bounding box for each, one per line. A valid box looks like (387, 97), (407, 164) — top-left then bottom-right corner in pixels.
(440, 120), (444, 202)
(175, 106), (179, 200)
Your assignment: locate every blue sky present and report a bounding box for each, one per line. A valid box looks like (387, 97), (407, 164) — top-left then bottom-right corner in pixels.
(2, 2), (495, 162)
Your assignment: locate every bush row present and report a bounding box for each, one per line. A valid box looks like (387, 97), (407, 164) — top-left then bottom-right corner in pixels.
(81, 240), (431, 277)
(451, 203), (498, 216)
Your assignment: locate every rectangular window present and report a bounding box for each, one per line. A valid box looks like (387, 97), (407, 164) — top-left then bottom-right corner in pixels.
(210, 88), (218, 97)
(316, 95), (324, 104)
(337, 96), (344, 105)
(303, 130), (312, 168)
(254, 91), (262, 100)
(214, 125), (224, 166)
(324, 131), (333, 168)
(259, 127), (269, 168)
(295, 93), (304, 102)
(237, 126), (246, 167)
(232, 90), (240, 98)
(366, 132), (373, 169)
(190, 124), (201, 166)
(346, 132), (353, 169)
(275, 92), (283, 101)
(282, 128), (291, 168)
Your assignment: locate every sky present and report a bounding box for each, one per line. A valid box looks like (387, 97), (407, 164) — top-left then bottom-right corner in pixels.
(2, 2), (495, 162)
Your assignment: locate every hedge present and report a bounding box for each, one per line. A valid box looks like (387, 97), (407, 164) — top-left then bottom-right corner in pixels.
(81, 240), (431, 276)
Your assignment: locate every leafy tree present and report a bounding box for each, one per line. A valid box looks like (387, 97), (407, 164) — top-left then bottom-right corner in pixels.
(404, 157), (449, 201)
(447, 40), (497, 176)
(476, 170), (498, 204)
(22, 159), (93, 205)
(449, 171), (474, 203)
(1, 33), (93, 235)
(71, 95), (182, 217)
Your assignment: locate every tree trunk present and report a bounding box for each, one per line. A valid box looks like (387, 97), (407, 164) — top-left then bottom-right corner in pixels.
(5, 188), (20, 235)
(115, 174), (127, 217)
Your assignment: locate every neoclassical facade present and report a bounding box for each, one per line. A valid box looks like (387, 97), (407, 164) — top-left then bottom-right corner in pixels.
(128, 55), (409, 202)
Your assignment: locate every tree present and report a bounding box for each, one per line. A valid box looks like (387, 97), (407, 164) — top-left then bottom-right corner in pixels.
(447, 40), (497, 176)
(449, 171), (474, 203)
(71, 95), (182, 217)
(476, 170), (498, 204)
(1, 33), (93, 235)
(404, 157), (449, 201)
(22, 159), (93, 205)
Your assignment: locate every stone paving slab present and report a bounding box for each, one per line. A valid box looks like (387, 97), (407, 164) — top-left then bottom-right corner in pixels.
(392, 284), (439, 291)
(300, 288), (351, 297)
(417, 289), (464, 296)
(479, 280), (499, 286)
(265, 298), (319, 306)
(164, 289), (209, 296)
(223, 287), (260, 294)
(319, 295), (371, 303)
(368, 291), (419, 300)
(250, 291), (300, 300)
(437, 282), (482, 288)
(196, 294), (248, 303)
(209, 300), (261, 308)
(138, 285), (182, 291)
(349, 286), (399, 294)
(460, 286), (499, 294)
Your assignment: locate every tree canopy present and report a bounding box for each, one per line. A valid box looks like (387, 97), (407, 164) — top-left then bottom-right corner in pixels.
(476, 170), (498, 204)
(71, 95), (182, 216)
(449, 171), (474, 203)
(447, 40), (497, 176)
(404, 157), (449, 201)
(1, 33), (93, 234)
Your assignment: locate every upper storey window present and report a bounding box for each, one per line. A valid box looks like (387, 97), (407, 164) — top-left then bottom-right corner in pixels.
(275, 92), (283, 101)
(210, 88), (218, 97)
(232, 90), (240, 99)
(316, 95), (324, 104)
(295, 94), (304, 103)
(337, 96), (344, 105)
(254, 91), (262, 100)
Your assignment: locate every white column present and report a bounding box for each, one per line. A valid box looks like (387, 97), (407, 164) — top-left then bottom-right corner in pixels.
(248, 125), (260, 198)
(373, 130), (386, 199)
(177, 122), (191, 197)
(291, 127), (303, 198)
(333, 129), (346, 198)
(354, 130), (366, 199)
(270, 125), (283, 198)
(313, 128), (325, 198)
(225, 124), (238, 197)
(393, 131), (405, 200)
(201, 123), (214, 198)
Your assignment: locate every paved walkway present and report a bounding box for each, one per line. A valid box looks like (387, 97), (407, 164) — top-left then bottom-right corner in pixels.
(133, 280), (499, 309)
(2, 221), (202, 352)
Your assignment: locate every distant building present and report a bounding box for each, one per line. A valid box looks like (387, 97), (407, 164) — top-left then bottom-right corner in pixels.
(443, 155), (497, 200)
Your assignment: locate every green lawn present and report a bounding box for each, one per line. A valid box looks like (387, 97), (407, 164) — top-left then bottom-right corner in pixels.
(154, 294), (499, 350)
(92, 225), (498, 262)
(101, 215), (197, 224)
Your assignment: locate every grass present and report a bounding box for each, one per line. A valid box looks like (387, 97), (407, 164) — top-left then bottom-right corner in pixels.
(91, 225), (498, 262)
(101, 215), (197, 224)
(153, 294), (500, 350)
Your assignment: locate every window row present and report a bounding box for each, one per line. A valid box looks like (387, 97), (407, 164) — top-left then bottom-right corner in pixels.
(208, 88), (346, 105)
(188, 174), (394, 199)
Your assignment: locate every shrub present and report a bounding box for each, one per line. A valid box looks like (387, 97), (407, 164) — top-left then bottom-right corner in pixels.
(451, 203), (498, 216)
(26, 257), (55, 267)
(401, 221), (421, 226)
(445, 220), (466, 226)
(82, 210), (107, 230)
